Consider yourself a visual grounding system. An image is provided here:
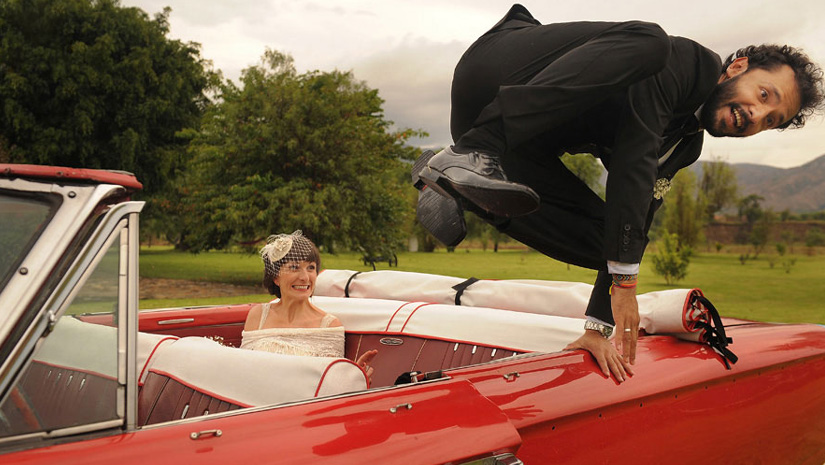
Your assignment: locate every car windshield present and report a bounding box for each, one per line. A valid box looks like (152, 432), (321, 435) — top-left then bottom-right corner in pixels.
(0, 192), (59, 290)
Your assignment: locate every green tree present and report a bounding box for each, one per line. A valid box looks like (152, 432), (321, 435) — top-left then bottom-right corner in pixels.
(174, 50), (419, 254)
(561, 152), (605, 199)
(738, 194), (765, 224)
(464, 213), (510, 252)
(651, 230), (690, 285)
(700, 157), (738, 221)
(660, 169), (705, 249)
(748, 209), (775, 258)
(805, 228), (825, 247)
(0, 0), (213, 194)
(736, 194), (765, 244)
(780, 230), (796, 254)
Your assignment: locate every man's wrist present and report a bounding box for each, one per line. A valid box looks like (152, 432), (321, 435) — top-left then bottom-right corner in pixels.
(610, 273), (638, 295)
(607, 260), (640, 275)
(612, 273), (638, 288)
(584, 320), (613, 338)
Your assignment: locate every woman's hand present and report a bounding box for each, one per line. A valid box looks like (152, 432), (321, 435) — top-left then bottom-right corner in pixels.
(356, 349), (378, 381)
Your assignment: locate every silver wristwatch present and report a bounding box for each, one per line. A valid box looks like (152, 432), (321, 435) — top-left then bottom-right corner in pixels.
(584, 320), (613, 338)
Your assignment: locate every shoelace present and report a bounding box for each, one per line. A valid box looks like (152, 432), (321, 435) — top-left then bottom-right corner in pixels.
(472, 152), (507, 180)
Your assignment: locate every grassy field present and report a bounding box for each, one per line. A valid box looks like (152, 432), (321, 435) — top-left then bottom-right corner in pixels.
(139, 246), (825, 325)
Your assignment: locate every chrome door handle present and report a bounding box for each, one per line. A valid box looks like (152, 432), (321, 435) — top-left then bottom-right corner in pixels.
(502, 372), (520, 381)
(190, 429), (222, 440)
(389, 403), (412, 413)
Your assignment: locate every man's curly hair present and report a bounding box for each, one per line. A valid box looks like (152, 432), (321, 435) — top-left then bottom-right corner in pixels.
(723, 44), (824, 129)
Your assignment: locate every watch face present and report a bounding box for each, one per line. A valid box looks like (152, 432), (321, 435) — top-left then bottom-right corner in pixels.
(603, 326), (613, 338)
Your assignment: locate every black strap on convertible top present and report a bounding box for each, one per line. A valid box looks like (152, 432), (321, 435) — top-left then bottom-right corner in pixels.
(693, 295), (739, 369)
(452, 277), (479, 305)
(344, 271), (362, 298)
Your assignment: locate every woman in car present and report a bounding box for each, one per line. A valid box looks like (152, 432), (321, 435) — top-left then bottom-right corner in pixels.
(241, 231), (377, 378)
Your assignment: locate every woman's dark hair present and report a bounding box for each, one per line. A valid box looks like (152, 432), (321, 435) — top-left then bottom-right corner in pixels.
(262, 238), (321, 297)
(723, 44), (824, 129)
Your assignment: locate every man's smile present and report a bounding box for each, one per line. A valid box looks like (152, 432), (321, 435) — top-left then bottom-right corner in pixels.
(731, 105), (745, 130)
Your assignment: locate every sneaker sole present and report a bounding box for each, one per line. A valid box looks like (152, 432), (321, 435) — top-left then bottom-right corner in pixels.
(417, 189), (466, 246)
(411, 149), (435, 188)
(420, 166), (539, 218)
(412, 150), (467, 246)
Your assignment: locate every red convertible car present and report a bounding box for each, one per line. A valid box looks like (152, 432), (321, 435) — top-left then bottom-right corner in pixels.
(1, 164), (825, 464)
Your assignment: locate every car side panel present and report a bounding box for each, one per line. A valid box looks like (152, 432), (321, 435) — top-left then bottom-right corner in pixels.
(449, 323), (825, 464)
(1, 378), (521, 465)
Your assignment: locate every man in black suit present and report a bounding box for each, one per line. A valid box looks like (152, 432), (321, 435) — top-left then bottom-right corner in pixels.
(413, 4), (824, 381)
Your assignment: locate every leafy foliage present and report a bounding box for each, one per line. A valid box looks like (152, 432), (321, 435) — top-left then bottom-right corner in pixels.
(748, 209), (776, 257)
(805, 228), (825, 247)
(659, 169), (705, 249)
(738, 194), (766, 225)
(169, 50), (419, 254)
(650, 231), (690, 284)
(699, 157), (738, 221)
(0, 0), (213, 194)
(561, 152), (605, 199)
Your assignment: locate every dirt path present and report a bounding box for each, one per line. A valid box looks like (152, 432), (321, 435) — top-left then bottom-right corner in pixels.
(139, 278), (262, 299)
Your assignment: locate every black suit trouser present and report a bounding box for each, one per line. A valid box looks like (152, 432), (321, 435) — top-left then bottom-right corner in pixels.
(449, 20), (669, 323)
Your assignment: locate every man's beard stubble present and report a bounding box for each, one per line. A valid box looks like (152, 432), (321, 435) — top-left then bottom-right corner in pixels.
(700, 75), (740, 137)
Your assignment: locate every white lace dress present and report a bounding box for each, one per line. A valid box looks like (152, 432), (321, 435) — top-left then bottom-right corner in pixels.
(240, 302), (345, 357)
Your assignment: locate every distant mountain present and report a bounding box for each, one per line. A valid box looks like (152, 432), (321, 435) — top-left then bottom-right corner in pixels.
(591, 153), (825, 213)
(714, 154), (825, 213)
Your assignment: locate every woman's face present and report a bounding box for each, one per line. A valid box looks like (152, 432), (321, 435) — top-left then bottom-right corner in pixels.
(274, 260), (318, 300)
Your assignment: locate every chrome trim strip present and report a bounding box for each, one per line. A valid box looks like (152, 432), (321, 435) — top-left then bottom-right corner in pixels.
(156, 318), (197, 325)
(138, 375), (454, 430)
(117, 228), (128, 423)
(0, 419), (123, 447)
(125, 212), (139, 430)
(44, 419), (124, 439)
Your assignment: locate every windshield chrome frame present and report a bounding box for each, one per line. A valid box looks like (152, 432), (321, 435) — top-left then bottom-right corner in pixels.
(0, 194), (143, 437)
(0, 179), (127, 346)
(122, 211), (140, 430)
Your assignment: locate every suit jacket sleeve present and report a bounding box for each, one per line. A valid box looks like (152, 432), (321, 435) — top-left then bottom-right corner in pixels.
(602, 37), (721, 264)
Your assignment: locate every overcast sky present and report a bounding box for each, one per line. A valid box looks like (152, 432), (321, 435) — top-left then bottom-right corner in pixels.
(122, 0), (825, 169)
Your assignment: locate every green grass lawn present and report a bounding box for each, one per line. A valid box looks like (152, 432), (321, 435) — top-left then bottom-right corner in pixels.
(139, 246), (825, 324)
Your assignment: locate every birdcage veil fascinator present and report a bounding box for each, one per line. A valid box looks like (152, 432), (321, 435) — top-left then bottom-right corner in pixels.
(260, 230), (316, 279)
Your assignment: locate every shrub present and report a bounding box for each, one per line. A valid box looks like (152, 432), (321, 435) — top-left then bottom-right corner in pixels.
(651, 231), (690, 285)
(805, 228), (825, 247)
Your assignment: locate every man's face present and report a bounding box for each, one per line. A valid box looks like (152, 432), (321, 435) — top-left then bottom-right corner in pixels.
(702, 58), (801, 138)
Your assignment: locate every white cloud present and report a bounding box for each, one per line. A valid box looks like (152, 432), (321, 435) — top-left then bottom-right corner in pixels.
(123, 0), (825, 167)
(351, 39), (466, 146)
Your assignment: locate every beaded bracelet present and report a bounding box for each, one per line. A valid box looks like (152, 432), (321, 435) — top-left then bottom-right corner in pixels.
(611, 273), (638, 289)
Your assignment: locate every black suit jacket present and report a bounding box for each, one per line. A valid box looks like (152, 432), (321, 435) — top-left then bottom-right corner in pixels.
(463, 5), (723, 323)
(600, 36), (720, 263)
(488, 5), (723, 264)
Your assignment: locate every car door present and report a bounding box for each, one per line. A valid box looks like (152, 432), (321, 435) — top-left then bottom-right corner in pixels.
(0, 194), (143, 455)
(4, 376), (523, 464)
(0, 185), (523, 464)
